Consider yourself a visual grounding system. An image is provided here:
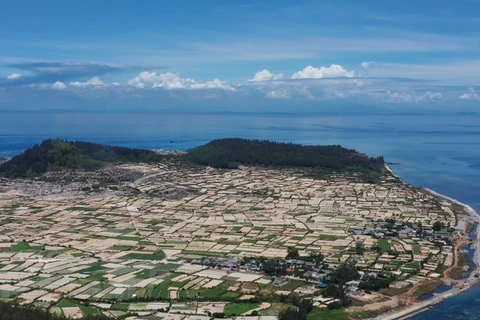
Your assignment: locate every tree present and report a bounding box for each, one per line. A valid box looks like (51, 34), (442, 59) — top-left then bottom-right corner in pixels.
(417, 221), (423, 236)
(278, 298), (314, 320)
(433, 221), (444, 231)
(308, 251), (324, 264)
(262, 259), (286, 277)
(330, 260), (359, 284)
(355, 241), (365, 255)
(286, 247), (299, 259)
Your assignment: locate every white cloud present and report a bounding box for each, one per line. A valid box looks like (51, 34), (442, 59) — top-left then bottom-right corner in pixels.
(380, 90), (444, 103)
(51, 81), (66, 90)
(296, 86), (314, 99)
(384, 90), (413, 102)
(249, 69), (284, 82)
(291, 64), (355, 79)
(458, 88), (480, 100)
(128, 71), (162, 88)
(128, 71), (235, 91)
(417, 91), (443, 101)
(6, 73), (22, 80)
(188, 78), (235, 91)
(70, 76), (104, 87)
(266, 89), (289, 99)
(361, 61), (373, 69)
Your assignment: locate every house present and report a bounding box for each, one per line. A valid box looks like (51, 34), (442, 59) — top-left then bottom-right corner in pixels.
(273, 277), (289, 287)
(374, 232), (385, 238)
(345, 280), (360, 292)
(434, 231), (450, 239)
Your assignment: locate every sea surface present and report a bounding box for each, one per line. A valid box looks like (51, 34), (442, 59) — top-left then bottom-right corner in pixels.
(1, 111), (479, 319)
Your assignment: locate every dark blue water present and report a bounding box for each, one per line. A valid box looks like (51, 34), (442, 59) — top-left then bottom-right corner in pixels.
(1, 111), (479, 319)
(410, 285), (480, 320)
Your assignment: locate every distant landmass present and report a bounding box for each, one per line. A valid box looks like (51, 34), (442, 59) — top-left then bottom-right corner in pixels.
(186, 138), (384, 171)
(0, 139), (168, 178)
(0, 138), (385, 181)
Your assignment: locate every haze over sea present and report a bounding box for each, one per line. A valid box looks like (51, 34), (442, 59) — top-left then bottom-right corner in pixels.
(1, 111), (479, 319)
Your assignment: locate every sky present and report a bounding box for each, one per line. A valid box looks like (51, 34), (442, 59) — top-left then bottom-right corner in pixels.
(1, 0), (479, 112)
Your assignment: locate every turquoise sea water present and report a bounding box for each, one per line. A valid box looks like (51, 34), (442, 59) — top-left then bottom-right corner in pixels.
(1, 111), (479, 318)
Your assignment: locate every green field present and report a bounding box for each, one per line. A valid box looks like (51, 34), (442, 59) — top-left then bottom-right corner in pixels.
(116, 235), (142, 241)
(57, 299), (78, 308)
(67, 207), (97, 211)
(147, 275), (179, 299)
(318, 234), (346, 241)
(200, 285), (229, 299)
(111, 303), (129, 311)
(108, 245), (134, 251)
(280, 279), (307, 291)
(123, 250), (165, 261)
(378, 239), (390, 251)
(11, 242), (43, 252)
(155, 263), (181, 271)
(412, 245), (421, 254)
(0, 290), (19, 298)
(179, 289), (200, 299)
(80, 306), (101, 315)
(224, 303), (260, 316)
(307, 308), (349, 320)
(404, 261), (422, 269)
(221, 291), (240, 299)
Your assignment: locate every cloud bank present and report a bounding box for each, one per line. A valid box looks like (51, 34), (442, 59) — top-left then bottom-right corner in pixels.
(127, 71), (235, 91)
(249, 69), (284, 82)
(1, 60), (479, 111)
(291, 64), (355, 79)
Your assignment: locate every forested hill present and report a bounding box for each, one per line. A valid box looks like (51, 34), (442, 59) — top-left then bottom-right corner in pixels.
(185, 138), (385, 172)
(0, 139), (168, 178)
(0, 138), (385, 179)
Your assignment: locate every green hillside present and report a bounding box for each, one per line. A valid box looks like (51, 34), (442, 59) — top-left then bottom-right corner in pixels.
(0, 139), (169, 178)
(0, 138), (386, 181)
(184, 138), (385, 172)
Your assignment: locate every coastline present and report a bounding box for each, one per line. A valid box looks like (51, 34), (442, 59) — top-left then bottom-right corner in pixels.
(375, 166), (480, 320)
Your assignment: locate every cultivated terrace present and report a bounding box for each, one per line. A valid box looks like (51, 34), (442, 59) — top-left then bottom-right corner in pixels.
(0, 163), (460, 319)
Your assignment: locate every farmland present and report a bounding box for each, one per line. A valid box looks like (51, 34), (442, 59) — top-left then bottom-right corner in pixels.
(0, 161), (464, 319)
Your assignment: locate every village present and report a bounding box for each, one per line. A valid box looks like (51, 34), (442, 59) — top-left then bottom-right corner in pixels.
(0, 163), (467, 319)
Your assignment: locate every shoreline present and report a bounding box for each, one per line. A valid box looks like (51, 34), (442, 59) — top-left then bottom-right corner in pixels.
(375, 166), (480, 320)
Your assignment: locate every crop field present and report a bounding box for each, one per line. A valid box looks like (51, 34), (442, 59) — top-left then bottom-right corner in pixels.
(0, 163), (458, 319)
(224, 303), (260, 316)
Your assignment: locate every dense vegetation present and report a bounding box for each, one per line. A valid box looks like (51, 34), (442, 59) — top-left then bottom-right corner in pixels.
(278, 299), (314, 320)
(185, 138), (385, 173)
(0, 138), (386, 182)
(0, 139), (169, 178)
(0, 301), (109, 320)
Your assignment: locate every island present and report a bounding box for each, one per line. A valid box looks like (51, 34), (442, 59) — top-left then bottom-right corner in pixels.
(0, 139), (478, 320)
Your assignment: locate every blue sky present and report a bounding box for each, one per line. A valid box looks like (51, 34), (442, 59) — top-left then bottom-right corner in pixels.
(1, 0), (480, 112)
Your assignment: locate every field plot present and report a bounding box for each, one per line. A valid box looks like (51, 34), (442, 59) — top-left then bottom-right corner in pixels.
(0, 163), (458, 318)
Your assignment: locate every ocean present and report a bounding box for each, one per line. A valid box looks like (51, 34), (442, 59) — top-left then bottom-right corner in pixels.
(1, 111), (479, 318)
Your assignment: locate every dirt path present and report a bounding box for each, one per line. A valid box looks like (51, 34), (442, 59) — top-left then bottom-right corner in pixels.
(243, 302), (271, 315)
